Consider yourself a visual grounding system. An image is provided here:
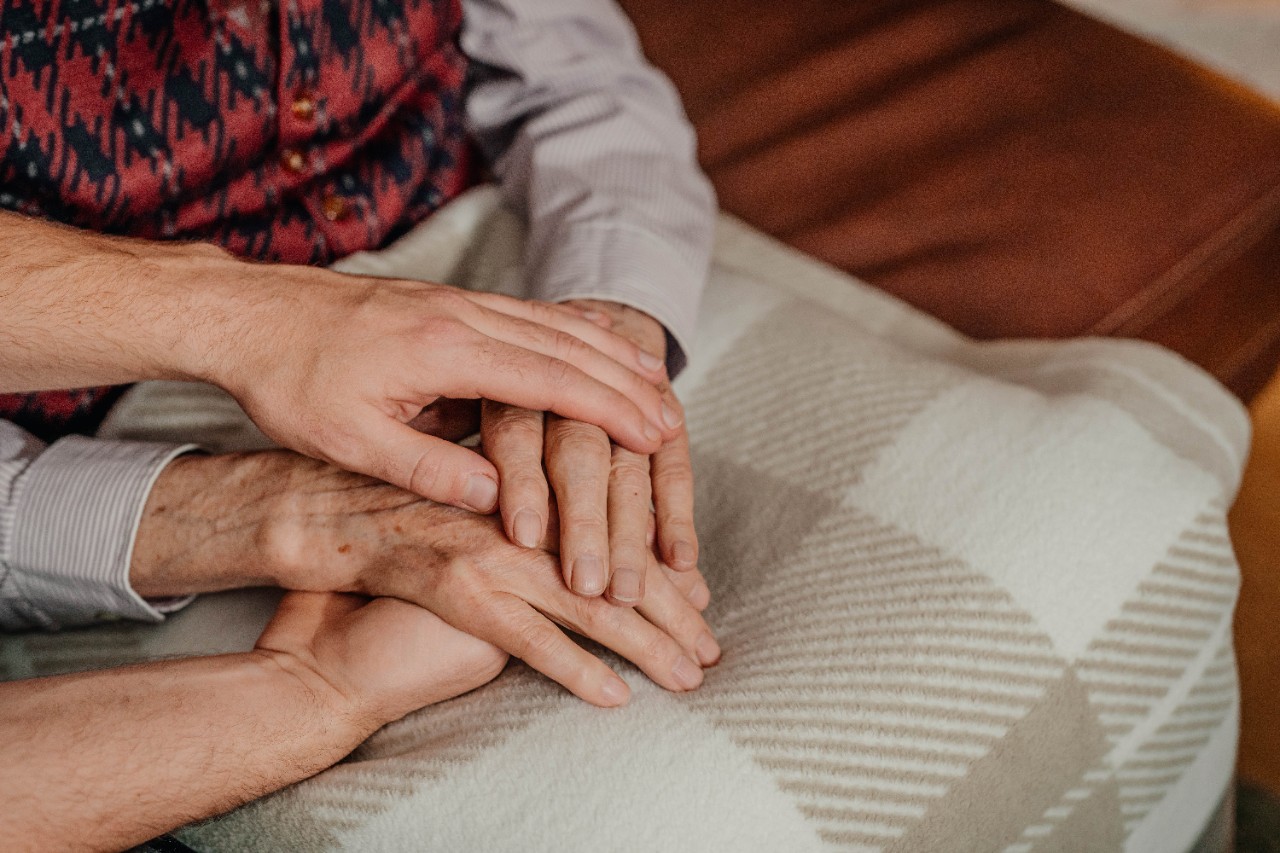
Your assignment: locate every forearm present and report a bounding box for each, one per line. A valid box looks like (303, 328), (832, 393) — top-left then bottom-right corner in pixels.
(129, 451), (308, 598)
(0, 651), (369, 851)
(0, 211), (247, 393)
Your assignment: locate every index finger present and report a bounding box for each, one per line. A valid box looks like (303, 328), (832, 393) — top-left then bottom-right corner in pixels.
(441, 335), (666, 454)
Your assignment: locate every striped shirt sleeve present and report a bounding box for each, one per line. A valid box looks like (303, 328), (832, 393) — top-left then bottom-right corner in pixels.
(462, 0), (717, 376)
(0, 419), (196, 632)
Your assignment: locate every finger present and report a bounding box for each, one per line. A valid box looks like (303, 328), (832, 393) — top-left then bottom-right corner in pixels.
(536, 300), (615, 330)
(481, 401), (548, 549)
(545, 417), (612, 597)
(464, 292), (661, 382)
(637, 556), (720, 666)
(340, 415), (500, 512)
(659, 560), (712, 611)
(549, 587), (706, 694)
(441, 335), (667, 454)
(651, 397), (698, 571)
(605, 446), (652, 607)
(468, 312), (680, 440)
(476, 592), (630, 708)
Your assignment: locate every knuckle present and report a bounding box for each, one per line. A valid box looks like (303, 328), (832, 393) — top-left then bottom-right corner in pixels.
(406, 445), (448, 497)
(640, 633), (677, 668)
(432, 553), (479, 600)
(417, 314), (468, 348)
(552, 330), (590, 364)
(563, 592), (600, 633)
(610, 448), (651, 478)
(545, 356), (573, 388)
(516, 622), (565, 662)
(562, 512), (608, 540)
(652, 464), (694, 492)
(428, 288), (471, 316)
(548, 421), (609, 457)
(487, 408), (543, 445)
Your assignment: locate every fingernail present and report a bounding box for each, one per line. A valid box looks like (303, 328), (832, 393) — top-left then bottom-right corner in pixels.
(573, 555), (607, 596)
(671, 540), (696, 568)
(643, 421), (662, 443)
(611, 568), (642, 602)
(513, 509), (542, 549)
(661, 403), (683, 430)
(464, 475), (498, 512)
(691, 580), (712, 610)
(638, 349), (664, 372)
(695, 632), (721, 666)
(600, 675), (630, 706)
(583, 310), (611, 327)
(673, 656), (704, 690)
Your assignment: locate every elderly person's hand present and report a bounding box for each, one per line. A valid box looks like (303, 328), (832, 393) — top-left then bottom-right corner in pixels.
(131, 450), (718, 708)
(480, 300), (702, 605)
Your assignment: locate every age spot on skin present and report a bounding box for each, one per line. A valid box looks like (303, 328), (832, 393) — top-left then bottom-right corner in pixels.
(338, 544), (351, 554)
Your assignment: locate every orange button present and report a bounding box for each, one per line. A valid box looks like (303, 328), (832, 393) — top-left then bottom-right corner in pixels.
(291, 92), (315, 121)
(321, 194), (349, 222)
(280, 148), (306, 173)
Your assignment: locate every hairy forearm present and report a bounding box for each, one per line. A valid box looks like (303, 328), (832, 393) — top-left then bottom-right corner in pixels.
(0, 211), (253, 393)
(0, 651), (368, 851)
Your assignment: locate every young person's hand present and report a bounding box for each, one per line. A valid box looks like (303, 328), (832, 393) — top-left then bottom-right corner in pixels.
(0, 217), (678, 513)
(481, 301), (701, 604)
(200, 264), (681, 514)
(254, 591), (509, 731)
(131, 450), (718, 709)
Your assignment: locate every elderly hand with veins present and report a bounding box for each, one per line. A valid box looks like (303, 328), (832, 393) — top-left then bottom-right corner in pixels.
(480, 300), (707, 617)
(130, 449), (718, 708)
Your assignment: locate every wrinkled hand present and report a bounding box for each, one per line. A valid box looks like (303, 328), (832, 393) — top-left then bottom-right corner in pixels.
(482, 301), (701, 604)
(255, 591), (509, 731)
(202, 260), (681, 512)
(239, 454), (719, 708)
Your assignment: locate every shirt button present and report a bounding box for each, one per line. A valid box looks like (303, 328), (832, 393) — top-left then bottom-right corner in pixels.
(280, 148), (307, 174)
(321, 194), (349, 222)
(291, 92), (315, 121)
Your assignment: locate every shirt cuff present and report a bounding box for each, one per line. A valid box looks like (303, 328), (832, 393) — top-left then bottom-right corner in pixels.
(526, 222), (707, 377)
(4, 437), (198, 630)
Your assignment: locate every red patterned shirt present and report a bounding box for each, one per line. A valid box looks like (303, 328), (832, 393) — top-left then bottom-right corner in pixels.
(0, 0), (475, 439)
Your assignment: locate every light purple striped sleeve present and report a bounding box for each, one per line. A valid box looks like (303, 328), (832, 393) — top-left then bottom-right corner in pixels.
(0, 420), (196, 632)
(461, 0), (716, 376)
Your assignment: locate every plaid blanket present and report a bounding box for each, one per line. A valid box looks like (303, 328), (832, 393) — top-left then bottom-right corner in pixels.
(0, 188), (1247, 852)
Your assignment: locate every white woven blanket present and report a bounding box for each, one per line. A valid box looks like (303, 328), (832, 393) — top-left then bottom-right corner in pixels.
(0, 188), (1248, 852)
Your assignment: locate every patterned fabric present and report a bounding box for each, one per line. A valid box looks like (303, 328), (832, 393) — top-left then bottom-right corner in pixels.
(0, 190), (1245, 852)
(0, 0), (474, 439)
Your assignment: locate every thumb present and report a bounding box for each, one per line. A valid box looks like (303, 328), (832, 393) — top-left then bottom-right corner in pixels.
(350, 416), (500, 512)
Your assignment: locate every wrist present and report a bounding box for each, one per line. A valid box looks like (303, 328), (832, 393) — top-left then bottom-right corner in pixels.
(130, 451), (296, 598)
(248, 649), (378, 750)
(154, 245), (268, 388)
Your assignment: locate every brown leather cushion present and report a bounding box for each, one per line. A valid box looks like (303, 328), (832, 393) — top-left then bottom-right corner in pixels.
(618, 0), (1280, 399)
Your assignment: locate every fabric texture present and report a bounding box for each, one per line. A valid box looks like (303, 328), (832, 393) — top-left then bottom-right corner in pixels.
(615, 0), (1280, 401)
(1, 188), (1246, 852)
(0, 424), (195, 631)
